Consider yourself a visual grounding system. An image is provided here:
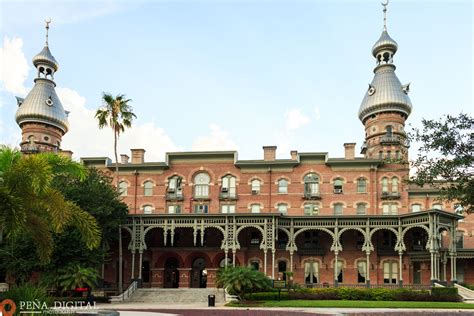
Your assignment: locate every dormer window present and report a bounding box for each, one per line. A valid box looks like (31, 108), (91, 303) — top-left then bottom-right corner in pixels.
(278, 179), (288, 194)
(333, 178), (343, 194)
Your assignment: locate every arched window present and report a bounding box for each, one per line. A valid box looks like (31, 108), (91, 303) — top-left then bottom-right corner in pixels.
(304, 260), (319, 285)
(277, 203), (288, 214)
(250, 204), (261, 213)
(336, 260), (344, 283)
(194, 173), (210, 198)
(251, 179), (261, 194)
(304, 203), (319, 216)
(411, 204), (422, 213)
(381, 177), (389, 193)
(334, 203), (343, 215)
(333, 178), (343, 194)
(357, 260), (367, 283)
(278, 179), (288, 194)
(357, 178), (367, 193)
(391, 177), (399, 193)
(221, 175), (236, 198)
(386, 126), (393, 137)
(143, 181), (153, 196)
(383, 260), (398, 284)
(356, 203), (367, 215)
(383, 203), (398, 215)
(168, 176), (183, 195)
(304, 173), (320, 197)
(143, 205), (153, 214)
(119, 181), (128, 196)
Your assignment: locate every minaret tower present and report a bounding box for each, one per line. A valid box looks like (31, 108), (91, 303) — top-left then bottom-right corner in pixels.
(15, 19), (69, 153)
(358, 0), (412, 160)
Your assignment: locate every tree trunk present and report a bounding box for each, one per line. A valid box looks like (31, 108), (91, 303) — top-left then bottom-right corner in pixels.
(114, 130), (123, 294)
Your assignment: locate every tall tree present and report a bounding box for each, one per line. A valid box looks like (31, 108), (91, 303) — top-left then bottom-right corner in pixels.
(0, 146), (101, 264)
(409, 113), (473, 213)
(95, 93), (136, 293)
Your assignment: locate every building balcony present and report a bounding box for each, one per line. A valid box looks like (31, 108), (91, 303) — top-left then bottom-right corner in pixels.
(165, 192), (184, 201)
(303, 192), (322, 200)
(299, 245), (326, 256)
(381, 191), (401, 200)
(377, 246), (397, 256)
(380, 135), (402, 145)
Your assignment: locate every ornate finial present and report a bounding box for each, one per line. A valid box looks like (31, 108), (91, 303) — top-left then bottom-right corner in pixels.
(45, 18), (51, 46)
(381, 0), (389, 31)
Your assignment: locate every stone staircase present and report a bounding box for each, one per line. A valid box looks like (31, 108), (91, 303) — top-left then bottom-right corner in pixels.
(455, 284), (474, 303)
(127, 288), (225, 305)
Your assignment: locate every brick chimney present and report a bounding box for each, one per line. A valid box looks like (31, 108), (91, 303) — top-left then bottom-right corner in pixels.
(130, 149), (145, 164)
(263, 146), (277, 161)
(120, 154), (129, 164)
(290, 150), (298, 160)
(344, 143), (356, 160)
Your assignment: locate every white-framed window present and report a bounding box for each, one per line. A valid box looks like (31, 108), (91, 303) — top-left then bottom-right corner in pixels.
(221, 204), (235, 214)
(334, 203), (343, 215)
(356, 203), (367, 215)
(278, 179), (288, 194)
(383, 260), (398, 284)
(333, 178), (343, 193)
(304, 173), (320, 196)
(304, 204), (319, 216)
(432, 203), (442, 210)
(168, 176), (183, 194)
(277, 203), (288, 214)
(357, 178), (367, 193)
(119, 181), (128, 196)
(383, 203), (398, 215)
(411, 204), (422, 213)
(143, 205), (153, 214)
(143, 181), (153, 196)
(251, 204), (261, 213)
(381, 177), (389, 193)
(391, 177), (399, 193)
(357, 260), (367, 283)
(221, 175), (236, 197)
(168, 205), (182, 214)
(304, 260), (319, 284)
(193, 204), (209, 214)
(194, 173), (210, 198)
(251, 179), (261, 194)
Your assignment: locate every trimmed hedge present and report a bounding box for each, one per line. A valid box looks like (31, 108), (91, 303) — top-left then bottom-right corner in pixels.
(246, 287), (461, 302)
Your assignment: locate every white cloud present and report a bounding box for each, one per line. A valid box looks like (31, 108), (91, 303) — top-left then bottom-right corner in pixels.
(285, 108), (310, 131)
(59, 87), (181, 162)
(192, 124), (239, 151)
(314, 106), (321, 120)
(0, 37), (30, 96)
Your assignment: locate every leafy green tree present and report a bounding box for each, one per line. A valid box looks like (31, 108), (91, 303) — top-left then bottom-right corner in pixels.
(216, 266), (272, 300)
(409, 113), (473, 213)
(0, 146), (101, 263)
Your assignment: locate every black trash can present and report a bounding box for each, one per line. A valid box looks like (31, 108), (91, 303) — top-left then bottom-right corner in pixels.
(208, 294), (215, 307)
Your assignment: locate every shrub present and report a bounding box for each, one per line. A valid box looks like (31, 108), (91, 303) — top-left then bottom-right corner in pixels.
(1, 283), (53, 314)
(430, 287), (461, 302)
(244, 292), (289, 300)
(216, 266), (272, 299)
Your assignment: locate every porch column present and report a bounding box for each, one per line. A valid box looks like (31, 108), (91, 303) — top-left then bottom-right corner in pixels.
(263, 249), (268, 276)
(365, 252), (371, 286)
(398, 251), (403, 287)
(131, 251), (136, 280)
(290, 250), (294, 273)
(271, 249), (275, 280)
(232, 249), (236, 267)
(138, 251), (143, 280)
(442, 257), (447, 282)
(430, 251), (435, 283)
(334, 251), (339, 287)
(224, 251), (228, 268)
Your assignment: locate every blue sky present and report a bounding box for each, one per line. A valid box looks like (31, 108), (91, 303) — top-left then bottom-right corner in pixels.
(0, 0), (472, 161)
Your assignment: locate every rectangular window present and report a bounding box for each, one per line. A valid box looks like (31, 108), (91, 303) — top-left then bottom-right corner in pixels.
(357, 179), (367, 193)
(221, 204), (235, 214)
(383, 261), (398, 284)
(383, 204), (397, 215)
(337, 260), (343, 283)
(278, 204), (288, 214)
(356, 204), (367, 215)
(304, 204), (319, 216)
(168, 205), (182, 214)
(251, 180), (261, 193)
(193, 204), (209, 214)
(195, 185), (209, 198)
(251, 204), (261, 213)
(456, 231), (464, 249)
(334, 204), (343, 215)
(411, 204), (421, 213)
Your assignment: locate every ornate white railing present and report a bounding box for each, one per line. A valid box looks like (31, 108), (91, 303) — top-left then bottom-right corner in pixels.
(109, 281), (138, 302)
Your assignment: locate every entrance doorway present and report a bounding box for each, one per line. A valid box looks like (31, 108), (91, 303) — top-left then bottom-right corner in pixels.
(191, 257), (207, 288)
(413, 262), (421, 284)
(164, 258), (179, 288)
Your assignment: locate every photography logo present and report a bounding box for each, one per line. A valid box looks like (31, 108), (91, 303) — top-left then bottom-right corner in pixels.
(0, 299), (16, 316)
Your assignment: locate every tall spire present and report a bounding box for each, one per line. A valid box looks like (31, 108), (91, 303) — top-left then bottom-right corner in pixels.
(45, 18), (51, 47)
(382, 0), (388, 31)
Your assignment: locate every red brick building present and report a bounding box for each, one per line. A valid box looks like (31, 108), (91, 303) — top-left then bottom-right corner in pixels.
(16, 6), (474, 291)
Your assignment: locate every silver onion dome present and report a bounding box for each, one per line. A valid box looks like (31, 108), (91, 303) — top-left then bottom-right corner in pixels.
(32, 45), (59, 72)
(15, 78), (69, 133)
(358, 64), (412, 123)
(372, 30), (398, 57)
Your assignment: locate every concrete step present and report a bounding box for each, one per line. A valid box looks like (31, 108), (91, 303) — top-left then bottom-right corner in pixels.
(128, 288), (225, 304)
(455, 284), (474, 302)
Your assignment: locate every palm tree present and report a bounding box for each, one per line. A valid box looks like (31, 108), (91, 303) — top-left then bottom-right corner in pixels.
(58, 264), (99, 294)
(216, 266), (271, 300)
(95, 93), (136, 187)
(0, 146), (101, 263)
(95, 93), (136, 294)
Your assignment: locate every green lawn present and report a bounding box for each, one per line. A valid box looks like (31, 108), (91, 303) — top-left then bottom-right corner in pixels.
(227, 300), (474, 309)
